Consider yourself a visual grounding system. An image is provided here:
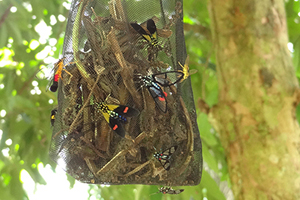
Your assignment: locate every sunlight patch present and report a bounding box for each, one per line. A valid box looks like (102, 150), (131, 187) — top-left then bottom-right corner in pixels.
(10, 6), (17, 13)
(5, 139), (12, 146)
(34, 20), (52, 45)
(0, 48), (14, 67)
(21, 164), (90, 200)
(22, 2), (32, 12)
(58, 14), (66, 22)
(50, 15), (57, 25)
(287, 42), (294, 53)
(2, 148), (9, 157)
(32, 81), (38, 87)
(62, 2), (71, 10)
(36, 46), (52, 60)
(29, 40), (39, 50)
(0, 110), (6, 117)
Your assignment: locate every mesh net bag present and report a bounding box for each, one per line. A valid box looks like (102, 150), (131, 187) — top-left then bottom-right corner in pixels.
(49, 0), (202, 185)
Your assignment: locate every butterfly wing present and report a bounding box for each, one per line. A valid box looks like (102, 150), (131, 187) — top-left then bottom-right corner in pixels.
(49, 77), (59, 92)
(159, 187), (170, 194)
(130, 22), (152, 43)
(174, 189), (184, 194)
(98, 107), (111, 124)
(147, 84), (167, 113)
(50, 108), (57, 126)
(109, 118), (125, 137)
(167, 188), (184, 194)
(113, 105), (140, 117)
(45, 66), (58, 92)
(146, 19), (158, 47)
(97, 105), (124, 137)
(146, 19), (157, 40)
(178, 56), (198, 82)
(153, 71), (184, 87)
(158, 187), (184, 195)
(46, 75), (55, 92)
(100, 104), (139, 137)
(47, 58), (65, 92)
(154, 146), (178, 170)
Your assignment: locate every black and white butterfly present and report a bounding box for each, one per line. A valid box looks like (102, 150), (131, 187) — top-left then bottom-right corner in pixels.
(153, 145), (178, 170)
(157, 187), (184, 195)
(135, 71), (184, 113)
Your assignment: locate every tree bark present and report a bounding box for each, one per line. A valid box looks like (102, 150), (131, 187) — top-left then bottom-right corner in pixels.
(207, 0), (300, 199)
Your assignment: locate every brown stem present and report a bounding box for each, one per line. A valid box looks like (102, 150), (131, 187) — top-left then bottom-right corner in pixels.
(0, 4), (12, 28)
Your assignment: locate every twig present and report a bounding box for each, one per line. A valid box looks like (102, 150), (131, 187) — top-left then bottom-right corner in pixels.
(0, 4), (12, 28)
(68, 71), (103, 133)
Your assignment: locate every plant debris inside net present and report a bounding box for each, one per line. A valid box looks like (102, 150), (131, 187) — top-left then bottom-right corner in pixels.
(49, 0), (202, 185)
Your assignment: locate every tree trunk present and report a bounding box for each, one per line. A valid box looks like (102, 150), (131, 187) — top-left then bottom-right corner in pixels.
(207, 0), (300, 199)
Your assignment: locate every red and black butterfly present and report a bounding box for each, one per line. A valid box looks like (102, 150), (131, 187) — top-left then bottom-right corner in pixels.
(46, 58), (73, 92)
(96, 102), (139, 137)
(157, 187), (184, 195)
(153, 145), (178, 170)
(136, 71), (184, 113)
(50, 108), (57, 127)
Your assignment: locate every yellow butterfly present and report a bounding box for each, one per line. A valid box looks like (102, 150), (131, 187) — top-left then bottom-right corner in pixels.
(178, 55), (198, 82)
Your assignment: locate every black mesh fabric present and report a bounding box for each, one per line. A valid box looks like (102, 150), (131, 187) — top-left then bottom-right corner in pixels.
(49, 0), (202, 185)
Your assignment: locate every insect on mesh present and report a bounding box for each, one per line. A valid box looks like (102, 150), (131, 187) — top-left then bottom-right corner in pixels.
(49, 0), (202, 185)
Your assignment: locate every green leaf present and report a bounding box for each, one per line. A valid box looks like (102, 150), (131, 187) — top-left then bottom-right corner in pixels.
(200, 170), (226, 200)
(24, 166), (46, 185)
(66, 173), (76, 188)
(0, 23), (8, 48)
(198, 113), (218, 146)
(7, 21), (23, 46)
(202, 143), (219, 172)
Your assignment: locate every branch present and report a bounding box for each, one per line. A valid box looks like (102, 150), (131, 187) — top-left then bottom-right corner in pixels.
(183, 23), (211, 40)
(0, 4), (12, 28)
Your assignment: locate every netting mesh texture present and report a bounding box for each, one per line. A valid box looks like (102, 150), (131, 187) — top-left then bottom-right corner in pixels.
(49, 0), (202, 185)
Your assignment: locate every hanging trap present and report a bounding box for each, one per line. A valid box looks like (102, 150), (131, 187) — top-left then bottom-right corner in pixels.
(49, 0), (202, 185)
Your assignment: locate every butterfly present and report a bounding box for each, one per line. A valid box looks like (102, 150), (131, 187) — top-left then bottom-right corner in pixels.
(50, 108), (57, 127)
(178, 55), (197, 82)
(153, 145), (178, 170)
(130, 19), (161, 61)
(130, 19), (158, 47)
(46, 58), (73, 92)
(156, 187), (184, 195)
(136, 71), (184, 113)
(95, 102), (139, 137)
